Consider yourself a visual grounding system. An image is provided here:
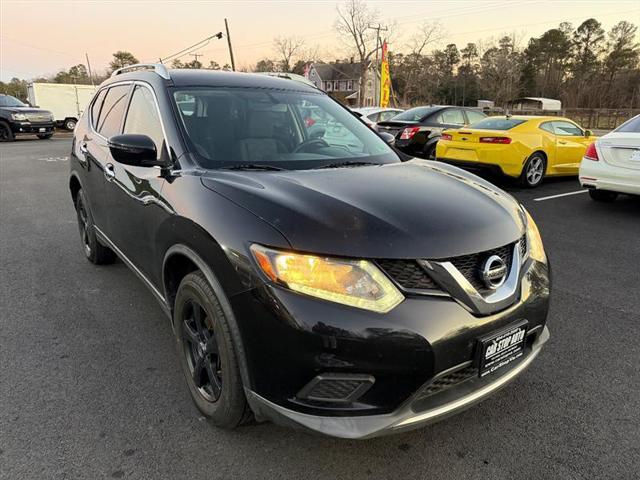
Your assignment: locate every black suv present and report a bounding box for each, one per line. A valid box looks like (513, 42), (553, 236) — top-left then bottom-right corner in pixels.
(377, 105), (487, 159)
(0, 94), (55, 141)
(69, 64), (550, 439)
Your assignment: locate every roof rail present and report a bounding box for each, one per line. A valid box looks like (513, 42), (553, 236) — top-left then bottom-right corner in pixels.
(257, 72), (318, 89)
(111, 63), (170, 80)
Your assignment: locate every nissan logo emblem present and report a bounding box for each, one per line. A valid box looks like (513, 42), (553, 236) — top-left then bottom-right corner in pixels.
(481, 255), (508, 289)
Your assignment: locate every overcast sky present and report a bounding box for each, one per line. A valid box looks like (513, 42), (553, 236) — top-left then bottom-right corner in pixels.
(1, 0), (639, 81)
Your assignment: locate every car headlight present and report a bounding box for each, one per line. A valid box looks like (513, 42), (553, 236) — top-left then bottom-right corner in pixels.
(250, 245), (404, 313)
(523, 208), (546, 262)
(11, 113), (28, 121)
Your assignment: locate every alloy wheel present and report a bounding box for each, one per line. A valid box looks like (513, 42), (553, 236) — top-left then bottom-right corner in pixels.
(76, 198), (92, 256)
(182, 300), (222, 402)
(526, 157), (544, 185)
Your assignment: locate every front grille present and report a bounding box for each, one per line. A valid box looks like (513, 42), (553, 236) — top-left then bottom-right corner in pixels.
(415, 365), (478, 400)
(377, 236), (525, 294)
(25, 113), (52, 122)
(376, 259), (438, 290)
(443, 244), (514, 293)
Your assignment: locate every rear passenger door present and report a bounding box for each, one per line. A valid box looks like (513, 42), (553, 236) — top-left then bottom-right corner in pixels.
(104, 83), (168, 278)
(78, 84), (131, 233)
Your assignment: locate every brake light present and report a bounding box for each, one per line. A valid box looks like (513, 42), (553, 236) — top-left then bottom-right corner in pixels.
(441, 133), (453, 141)
(480, 137), (511, 144)
(584, 142), (599, 161)
(400, 127), (420, 140)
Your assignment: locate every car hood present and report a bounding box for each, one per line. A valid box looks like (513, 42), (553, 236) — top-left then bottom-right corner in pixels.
(2, 106), (52, 115)
(200, 160), (525, 259)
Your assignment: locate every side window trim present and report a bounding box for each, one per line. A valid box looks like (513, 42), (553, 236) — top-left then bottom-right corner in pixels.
(89, 88), (107, 131)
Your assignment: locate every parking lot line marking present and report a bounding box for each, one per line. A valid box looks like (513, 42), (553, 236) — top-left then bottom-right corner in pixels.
(534, 190), (587, 202)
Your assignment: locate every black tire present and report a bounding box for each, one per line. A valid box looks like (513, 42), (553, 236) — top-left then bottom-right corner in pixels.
(174, 271), (250, 429)
(588, 189), (618, 202)
(75, 189), (116, 264)
(64, 118), (77, 131)
(520, 153), (546, 188)
(0, 121), (14, 142)
(422, 143), (437, 160)
(37, 133), (53, 140)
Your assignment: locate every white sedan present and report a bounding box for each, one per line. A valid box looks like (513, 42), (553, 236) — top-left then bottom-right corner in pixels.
(352, 107), (404, 129)
(579, 115), (640, 201)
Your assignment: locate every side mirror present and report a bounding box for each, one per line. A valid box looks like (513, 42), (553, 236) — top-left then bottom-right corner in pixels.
(108, 134), (164, 167)
(378, 131), (396, 146)
(584, 129), (593, 137)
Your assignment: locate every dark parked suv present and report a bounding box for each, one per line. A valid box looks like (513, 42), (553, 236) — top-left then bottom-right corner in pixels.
(0, 94), (55, 141)
(69, 64), (550, 439)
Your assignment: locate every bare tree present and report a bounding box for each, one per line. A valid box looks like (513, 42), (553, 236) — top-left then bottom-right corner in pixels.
(335, 0), (384, 106)
(274, 36), (305, 72)
(401, 21), (443, 103)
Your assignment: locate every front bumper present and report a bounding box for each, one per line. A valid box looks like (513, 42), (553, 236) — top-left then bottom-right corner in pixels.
(231, 256), (551, 437)
(246, 325), (549, 439)
(11, 122), (55, 135)
(579, 159), (640, 196)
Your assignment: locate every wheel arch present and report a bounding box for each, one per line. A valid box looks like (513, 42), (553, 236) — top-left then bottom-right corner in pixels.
(162, 242), (253, 389)
(69, 172), (82, 205)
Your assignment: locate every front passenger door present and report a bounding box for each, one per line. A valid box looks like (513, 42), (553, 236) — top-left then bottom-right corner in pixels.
(105, 84), (169, 279)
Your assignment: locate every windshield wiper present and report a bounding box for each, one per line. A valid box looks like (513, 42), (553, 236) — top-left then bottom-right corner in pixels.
(316, 161), (378, 169)
(221, 164), (285, 171)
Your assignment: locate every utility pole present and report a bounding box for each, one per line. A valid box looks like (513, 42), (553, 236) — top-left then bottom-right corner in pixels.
(368, 24), (387, 107)
(224, 18), (236, 71)
(85, 53), (95, 86)
(189, 52), (203, 66)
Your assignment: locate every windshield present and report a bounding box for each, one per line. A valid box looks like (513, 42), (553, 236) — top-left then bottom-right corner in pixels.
(469, 118), (526, 130)
(172, 87), (398, 170)
(0, 95), (27, 107)
(390, 106), (437, 122)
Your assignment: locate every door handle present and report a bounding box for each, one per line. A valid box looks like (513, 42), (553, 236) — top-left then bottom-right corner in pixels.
(79, 142), (88, 154)
(558, 140), (567, 145)
(104, 163), (115, 180)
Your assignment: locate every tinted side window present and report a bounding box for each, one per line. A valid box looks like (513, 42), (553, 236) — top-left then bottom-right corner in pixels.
(367, 112), (381, 122)
(90, 89), (107, 129)
(437, 109), (465, 125)
(123, 85), (164, 157)
(553, 121), (583, 136)
(465, 110), (486, 125)
(540, 122), (555, 134)
(97, 85), (130, 138)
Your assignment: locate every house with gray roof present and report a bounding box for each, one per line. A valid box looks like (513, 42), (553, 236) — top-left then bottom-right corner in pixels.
(307, 61), (380, 107)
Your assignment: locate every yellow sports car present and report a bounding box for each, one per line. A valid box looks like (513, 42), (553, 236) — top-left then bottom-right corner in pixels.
(435, 116), (597, 187)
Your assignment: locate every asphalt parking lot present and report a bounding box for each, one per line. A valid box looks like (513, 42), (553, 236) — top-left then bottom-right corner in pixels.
(1, 137), (639, 480)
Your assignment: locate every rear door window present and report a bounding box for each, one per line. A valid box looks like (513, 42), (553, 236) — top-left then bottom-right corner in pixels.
(437, 109), (465, 126)
(96, 85), (131, 138)
(90, 89), (107, 129)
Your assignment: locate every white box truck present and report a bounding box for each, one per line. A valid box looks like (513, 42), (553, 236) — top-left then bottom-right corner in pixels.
(27, 83), (97, 131)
